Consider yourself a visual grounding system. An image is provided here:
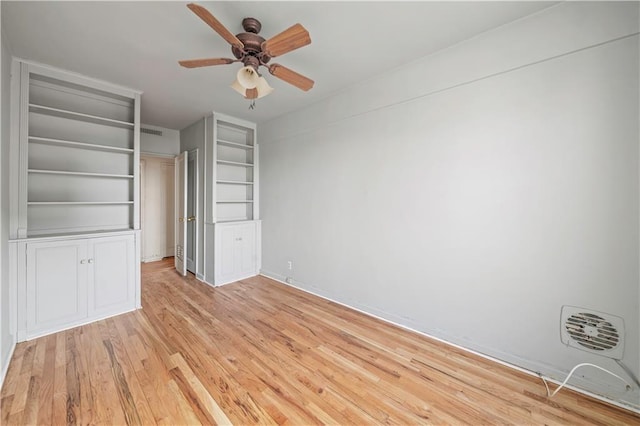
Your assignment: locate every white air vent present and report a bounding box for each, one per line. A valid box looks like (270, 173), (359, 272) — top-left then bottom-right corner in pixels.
(560, 306), (624, 360)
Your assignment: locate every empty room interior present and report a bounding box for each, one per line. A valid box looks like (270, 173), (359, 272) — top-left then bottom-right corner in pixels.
(1, 1), (639, 424)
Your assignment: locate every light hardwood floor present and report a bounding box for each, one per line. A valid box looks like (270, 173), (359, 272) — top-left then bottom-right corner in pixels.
(1, 257), (638, 425)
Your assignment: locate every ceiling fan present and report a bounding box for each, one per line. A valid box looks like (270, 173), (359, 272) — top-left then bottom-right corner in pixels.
(179, 3), (314, 101)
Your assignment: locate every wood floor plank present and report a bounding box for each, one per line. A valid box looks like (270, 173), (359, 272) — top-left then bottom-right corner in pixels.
(1, 257), (639, 425)
(169, 352), (233, 426)
(35, 335), (57, 425)
(50, 334), (68, 426)
(64, 331), (82, 425)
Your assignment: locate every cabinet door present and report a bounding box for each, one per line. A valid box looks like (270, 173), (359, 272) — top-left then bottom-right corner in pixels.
(88, 234), (136, 317)
(217, 225), (239, 283)
(215, 222), (257, 285)
(26, 240), (88, 335)
(236, 223), (256, 277)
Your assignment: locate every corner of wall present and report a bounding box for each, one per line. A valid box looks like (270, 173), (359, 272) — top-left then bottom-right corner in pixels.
(0, 12), (18, 391)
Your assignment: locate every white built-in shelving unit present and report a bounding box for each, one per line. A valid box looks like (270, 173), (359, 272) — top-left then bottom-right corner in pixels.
(214, 116), (258, 223)
(9, 60), (142, 340)
(202, 112), (260, 286)
(21, 68), (139, 237)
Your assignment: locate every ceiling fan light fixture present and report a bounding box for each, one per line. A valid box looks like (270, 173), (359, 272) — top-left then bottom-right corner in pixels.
(254, 76), (274, 99)
(230, 75), (273, 100)
(230, 79), (249, 96)
(236, 66), (259, 89)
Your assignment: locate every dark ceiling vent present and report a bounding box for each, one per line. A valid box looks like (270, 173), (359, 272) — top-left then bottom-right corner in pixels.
(141, 127), (163, 136)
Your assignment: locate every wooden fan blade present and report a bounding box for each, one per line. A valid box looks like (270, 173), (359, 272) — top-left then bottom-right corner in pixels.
(186, 3), (243, 50)
(269, 64), (314, 91)
(262, 23), (311, 58)
(178, 58), (235, 68)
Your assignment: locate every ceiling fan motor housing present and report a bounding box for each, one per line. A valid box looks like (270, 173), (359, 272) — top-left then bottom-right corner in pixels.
(560, 305), (625, 359)
(231, 18), (272, 64)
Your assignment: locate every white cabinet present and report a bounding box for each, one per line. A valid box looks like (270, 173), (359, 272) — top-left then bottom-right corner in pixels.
(22, 233), (137, 340)
(214, 221), (259, 285)
(9, 60), (142, 341)
(201, 112), (261, 286)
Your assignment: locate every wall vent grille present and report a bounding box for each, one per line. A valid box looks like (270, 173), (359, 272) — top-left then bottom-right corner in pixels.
(141, 127), (163, 136)
(560, 306), (624, 359)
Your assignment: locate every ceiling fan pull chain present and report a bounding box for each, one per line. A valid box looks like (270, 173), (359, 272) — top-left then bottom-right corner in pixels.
(249, 100), (256, 110)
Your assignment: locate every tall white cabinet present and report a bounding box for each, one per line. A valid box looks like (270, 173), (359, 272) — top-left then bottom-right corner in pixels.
(9, 60), (142, 340)
(203, 113), (261, 286)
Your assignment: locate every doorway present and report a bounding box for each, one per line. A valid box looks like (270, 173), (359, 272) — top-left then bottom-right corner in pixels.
(140, 155), (175, 262)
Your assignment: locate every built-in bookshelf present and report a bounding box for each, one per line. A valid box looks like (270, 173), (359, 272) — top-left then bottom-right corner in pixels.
(10, 60), (142, 342)
(214, 117), (257, 223)
(18, 66), (140, 236)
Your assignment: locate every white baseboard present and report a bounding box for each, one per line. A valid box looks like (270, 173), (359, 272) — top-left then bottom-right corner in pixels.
(17, 306), (139, 342)
(259, 270), (640, 415)
(0, 337), (16, 390)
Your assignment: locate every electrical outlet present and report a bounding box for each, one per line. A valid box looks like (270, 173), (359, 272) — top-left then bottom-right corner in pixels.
(287, 260), (293, 270)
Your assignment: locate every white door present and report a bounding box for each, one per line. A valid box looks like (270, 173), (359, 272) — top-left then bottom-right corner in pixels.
(26, 240), (88, 335)
(175, 151), (188, 276)
(186, 151), (197, 273)
(236, 223), (256, 277)
(88, 235), (136, 317)
(217, 225), (237, 281)
(214, 222), (257, 285)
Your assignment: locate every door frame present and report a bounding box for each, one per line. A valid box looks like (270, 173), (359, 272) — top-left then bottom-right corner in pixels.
(139, 158), (146, 261)
(139, 153), (176, 263)
(174, 151), (188, 276)
(186, 148), (199, 274)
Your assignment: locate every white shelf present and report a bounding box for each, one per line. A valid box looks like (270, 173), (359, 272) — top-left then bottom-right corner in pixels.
(217, 160), (254, 167)
(217, 139), (254, 150)
(28, 169), (134, 179)
(28, 201), (134, 205)
(29, 136), (134, 153)
(216, 180), (254, 185)
(216, 200), (254, 204)
(29, 103), (134, 129)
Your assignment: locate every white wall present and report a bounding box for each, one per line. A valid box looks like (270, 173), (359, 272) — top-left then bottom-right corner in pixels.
(140, 123), (180, 157)
(0, 14), (15, 386)
(140, 155), (175, 262)
(260, 1), (639, 408)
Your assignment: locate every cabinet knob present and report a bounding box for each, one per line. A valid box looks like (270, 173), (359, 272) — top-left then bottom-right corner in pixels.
(80, 259), (87, 264)
(88, 259), (94, 264)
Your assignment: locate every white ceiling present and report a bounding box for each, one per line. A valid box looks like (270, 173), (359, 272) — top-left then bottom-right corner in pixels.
(2, 1), (556, 130)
